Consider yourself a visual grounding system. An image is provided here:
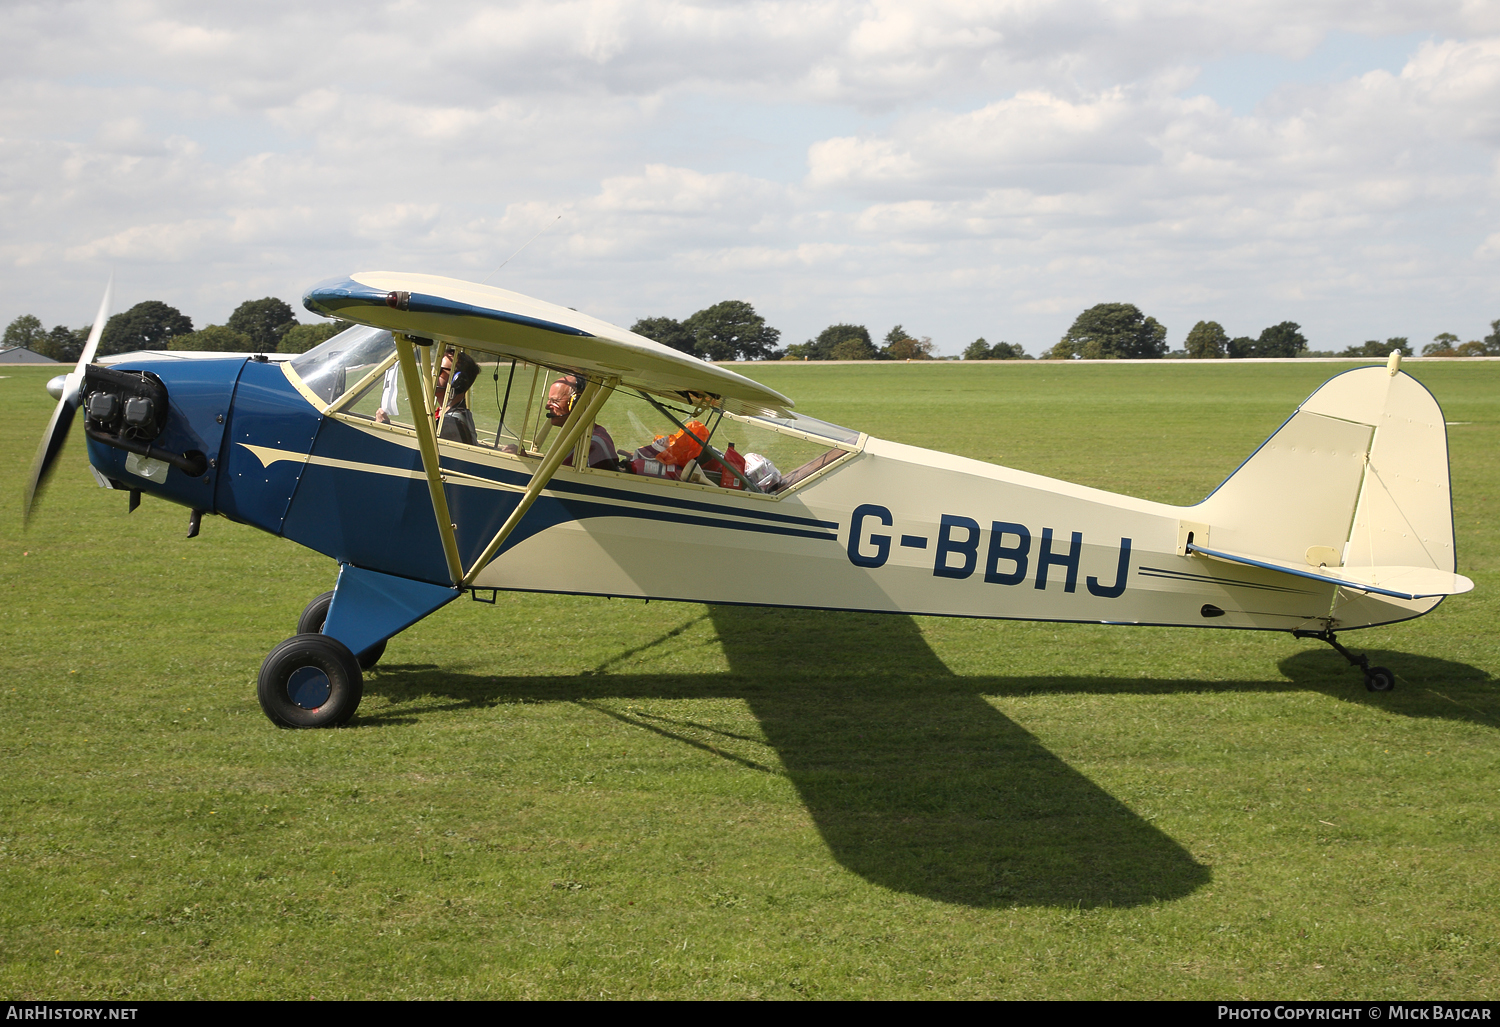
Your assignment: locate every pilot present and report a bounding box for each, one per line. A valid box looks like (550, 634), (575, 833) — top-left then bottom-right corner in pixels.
(437, 348), (481, 446)
(546, 374), (617, 469)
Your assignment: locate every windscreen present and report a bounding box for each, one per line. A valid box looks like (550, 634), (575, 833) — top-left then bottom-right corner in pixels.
(289, 325), (396, 404)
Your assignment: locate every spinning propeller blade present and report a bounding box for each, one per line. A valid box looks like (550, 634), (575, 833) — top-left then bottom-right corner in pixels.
(24, 276), (113, 525)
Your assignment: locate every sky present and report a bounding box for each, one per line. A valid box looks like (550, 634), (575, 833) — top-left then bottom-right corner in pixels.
(3, 1), (1500, 356)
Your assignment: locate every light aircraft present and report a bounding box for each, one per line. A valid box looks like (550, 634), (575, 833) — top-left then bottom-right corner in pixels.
(26, 273), (1474, 728)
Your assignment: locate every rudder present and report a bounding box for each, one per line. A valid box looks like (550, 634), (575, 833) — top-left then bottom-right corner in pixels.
(1191, 363), (1462, 627)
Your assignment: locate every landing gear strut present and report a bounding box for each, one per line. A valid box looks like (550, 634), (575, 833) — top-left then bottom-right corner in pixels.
(298, 590), (387, 670)
(1293, 628), (1395, 692)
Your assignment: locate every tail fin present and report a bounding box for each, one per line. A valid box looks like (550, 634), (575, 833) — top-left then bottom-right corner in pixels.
(1190, 363), (1469, 627)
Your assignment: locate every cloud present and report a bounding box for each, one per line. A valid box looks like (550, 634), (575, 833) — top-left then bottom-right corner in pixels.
(1, 1), (1499, 353)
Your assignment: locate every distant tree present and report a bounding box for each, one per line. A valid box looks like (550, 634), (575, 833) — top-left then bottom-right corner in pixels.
(227, 297), (297, 352)
(1485, 318), (1500, 355)
(989, 341), (1029, 360)
(831, 339), (876, 361)
(878, 324), (934, 360)
(37, 324), (86, 363)
(1255, 322), (1308, 358)
(1184, 320), (1228, 359)
(1456, 340), (1489, 357)
(170, 324), (256, 352)
(630, 316), (696, 355)
(963, 338), (991, 361)
(1047, 303), (1167, 360)
(1339, 338), (1412, 358)
(3, 314), (45, 352)
(1223, 322), (1307, 358)
(783, 324), (870, 360)
(1423, 333), (1460, 357)
(824, 324), (878, 360)
(682, 300), (781, 361)
(98, 301), (193, 357)
(883, 335), (935, 360)
(278, 321), (346, 353)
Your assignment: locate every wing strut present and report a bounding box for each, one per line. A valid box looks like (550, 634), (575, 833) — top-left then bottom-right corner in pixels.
(394, 332), (464, 586)
(461, 376), (616, 586)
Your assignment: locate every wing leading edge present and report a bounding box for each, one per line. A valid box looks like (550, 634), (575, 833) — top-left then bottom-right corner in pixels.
(303, 271), (794, 418)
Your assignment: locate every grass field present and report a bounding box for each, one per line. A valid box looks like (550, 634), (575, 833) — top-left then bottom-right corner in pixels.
(1, 359), (1496, 1000)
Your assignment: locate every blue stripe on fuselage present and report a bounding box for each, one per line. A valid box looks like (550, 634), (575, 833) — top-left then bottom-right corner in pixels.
(279, 415), (838, 583)
(307, 416), (840, 531)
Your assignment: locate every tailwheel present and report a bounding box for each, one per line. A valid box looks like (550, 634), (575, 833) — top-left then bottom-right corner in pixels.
(257, 633), (363, 728)
(1293, 628), (1396, 693)
(297, 589), (387, 670)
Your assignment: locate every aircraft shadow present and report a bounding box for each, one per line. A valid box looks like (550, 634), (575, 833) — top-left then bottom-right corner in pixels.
(386, 606), (1500, 907)
(363, 608), (1494, 908)
(709, 607), (1212, 909)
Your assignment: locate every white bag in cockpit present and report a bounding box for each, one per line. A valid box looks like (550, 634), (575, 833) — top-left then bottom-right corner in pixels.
(743, 453), (782, 491)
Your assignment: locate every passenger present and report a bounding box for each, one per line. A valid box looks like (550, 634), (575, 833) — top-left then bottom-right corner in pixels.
(546, 374), (617, 469)
(374, 363), (400, 424)
(437, 349), (480, 446)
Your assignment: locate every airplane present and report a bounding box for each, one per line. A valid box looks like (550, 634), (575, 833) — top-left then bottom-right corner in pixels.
(26, 272), (1474, 728)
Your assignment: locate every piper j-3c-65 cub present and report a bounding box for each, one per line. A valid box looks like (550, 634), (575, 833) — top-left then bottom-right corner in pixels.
(26, 272), (1475, 728)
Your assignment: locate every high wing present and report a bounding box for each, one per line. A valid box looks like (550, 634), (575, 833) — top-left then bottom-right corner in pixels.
(303, 271), (793, 418)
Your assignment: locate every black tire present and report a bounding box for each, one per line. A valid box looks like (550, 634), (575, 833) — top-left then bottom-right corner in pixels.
(1364, 666), (1396, 692)
(356, 637), (387, 670)
(257, 633), (363, 728)
(297, 591), (336, 634)
(298, 589), (386, 669)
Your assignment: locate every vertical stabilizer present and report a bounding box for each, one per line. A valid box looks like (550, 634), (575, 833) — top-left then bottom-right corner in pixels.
(1194, 366), (1458, 627)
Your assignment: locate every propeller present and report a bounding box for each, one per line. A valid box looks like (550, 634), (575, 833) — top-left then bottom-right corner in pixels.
(23, 276), (113, 525)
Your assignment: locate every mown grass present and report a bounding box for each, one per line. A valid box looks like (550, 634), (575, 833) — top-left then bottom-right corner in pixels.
(0, 360), (1495, 999)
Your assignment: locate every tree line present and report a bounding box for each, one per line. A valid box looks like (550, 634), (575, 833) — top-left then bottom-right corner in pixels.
(630, 302), (942, 361)
(14, 292), (1497, 365)
(782, 323), (936, 360)
(2, 297), (344, 362)
(1043, 302), (1500, 360)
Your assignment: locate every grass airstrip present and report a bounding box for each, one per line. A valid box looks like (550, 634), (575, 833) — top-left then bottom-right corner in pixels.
(0, 359), (1496, 1000)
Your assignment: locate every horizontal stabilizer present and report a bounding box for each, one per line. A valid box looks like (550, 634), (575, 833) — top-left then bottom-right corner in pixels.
(1187, 543), (1474, 601)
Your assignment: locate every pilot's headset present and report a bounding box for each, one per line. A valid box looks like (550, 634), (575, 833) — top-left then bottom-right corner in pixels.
(562, 374), (587, 414)
(449, 351), (480, 397)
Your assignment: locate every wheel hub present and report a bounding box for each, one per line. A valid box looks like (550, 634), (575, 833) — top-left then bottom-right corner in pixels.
(286, 665), (332, 709)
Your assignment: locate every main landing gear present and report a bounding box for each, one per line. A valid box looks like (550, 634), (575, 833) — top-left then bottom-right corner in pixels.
(256, 569), (458, 729)
(297, 590), (387, 670)
(257, 633), (363, 728)
(1293, 628), (1395, 692)
(255, 591), (390, 728)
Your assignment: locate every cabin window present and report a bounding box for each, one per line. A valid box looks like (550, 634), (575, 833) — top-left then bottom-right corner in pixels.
(751, 411), (863, 447)
(289, 325), (396, 404)
(589, 389), (858, 494)
(712, 409), (859, 492)
(328, 347), (569, 455)
(305, 336), (862, 494)
(465, 358), (557, 453)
